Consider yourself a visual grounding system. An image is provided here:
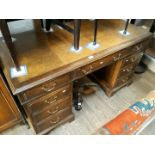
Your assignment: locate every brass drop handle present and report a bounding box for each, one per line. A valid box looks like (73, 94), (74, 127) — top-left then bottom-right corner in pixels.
(113, 53), (122, 61)
(113, 56), (119, 61)
(47, 106), (59, 114)
(126, 66), (133, 72)
(122, 68), (130, 72)
(89, 65), (93, 70)
(131, 57), (137, 62)
(81, 69), (87, 74)
(134, 44), (143, 51)
(45, 96), (57, 104)
(50, 117), (60, 124)
(122, 78), (128, 83)
(126, 68), (131, 72)
(140, 52), (143, 56)
(42, 82), (57, 92)
(118, 53), (122, 57)
(122, 79), (126, 83)
(82, 65), (93, 74)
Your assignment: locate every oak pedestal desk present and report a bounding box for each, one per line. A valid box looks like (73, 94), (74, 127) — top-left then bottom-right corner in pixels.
(0, 20), (152, 134)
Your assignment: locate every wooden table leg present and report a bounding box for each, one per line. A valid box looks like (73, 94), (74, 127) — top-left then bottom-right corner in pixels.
(74, 19), (81, 50)
(150, 19), (155, 33)
(93, 19), (98, 45)
(45, 19), (51, 31)
(130, 19), (136, 24)
(0, 19), (19, 69)
(123, 19), (130, 35)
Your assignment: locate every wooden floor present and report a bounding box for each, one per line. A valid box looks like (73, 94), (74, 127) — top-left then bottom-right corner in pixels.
(1, 69), (155, 135)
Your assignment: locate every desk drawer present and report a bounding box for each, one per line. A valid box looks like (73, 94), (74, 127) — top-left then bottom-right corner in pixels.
(112, 41), (146, 62)
(24, 84), (72, 115)
(18, 74), (71, 103)
(118, 64), (134, 78)
(115, 74), (132, 88)
(78, 57), (113, 77)
(35, 108), (72, 134)
(32, 97), (72, 123)
(122, 52), (143, 67)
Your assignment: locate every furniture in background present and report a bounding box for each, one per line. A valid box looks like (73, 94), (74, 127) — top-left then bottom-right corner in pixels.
(96, 90), (155, 135)
(0, 20), (19, 70)
(143, 35), (155, 73)
(44, 19), (99, 51)
(0, 20), (152, 134)
(0, 73), (23, 133)
(131, 19), (155, 73)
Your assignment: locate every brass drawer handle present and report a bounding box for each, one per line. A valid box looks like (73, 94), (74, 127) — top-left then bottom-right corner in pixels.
(89, 65), (94, 70)
(126, 68), (131, 72)
(47, 106), (59, 114)
(81, 69), (87, 74)
(45, 96), (57, 104)
(123, 68), (132, 73)
(42, 82), (57, 92)
(134, 44), (143, 51)
(130, 57), (137, 62)
(122, 79), (126, 83)
(82, 65), (93, 74)
(50, 117), (60, 124)
(113, 53), (121, 61)
(122, 78), (128, 83)
(118, 53), (122, 57)
(113, 56), (119, 61)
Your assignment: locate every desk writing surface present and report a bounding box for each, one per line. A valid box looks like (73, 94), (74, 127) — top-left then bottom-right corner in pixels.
(0, 20), (152, 94)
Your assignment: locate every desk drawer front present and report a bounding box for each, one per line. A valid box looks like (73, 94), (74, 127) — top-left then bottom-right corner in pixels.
(19, 74), (71, 103)
(35, 108), (72, 134)
(112, 46), (134, 62)
(115, 74), (132, 88)
(82, 59), (110, 74)
(24, 84), (72, 114)
(77, 57), (112, 77)
(119, 65), (134, 78)
(112, 41), (146, 62)
(122, 52), (143, 67)
(32, 97), (72, 123)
